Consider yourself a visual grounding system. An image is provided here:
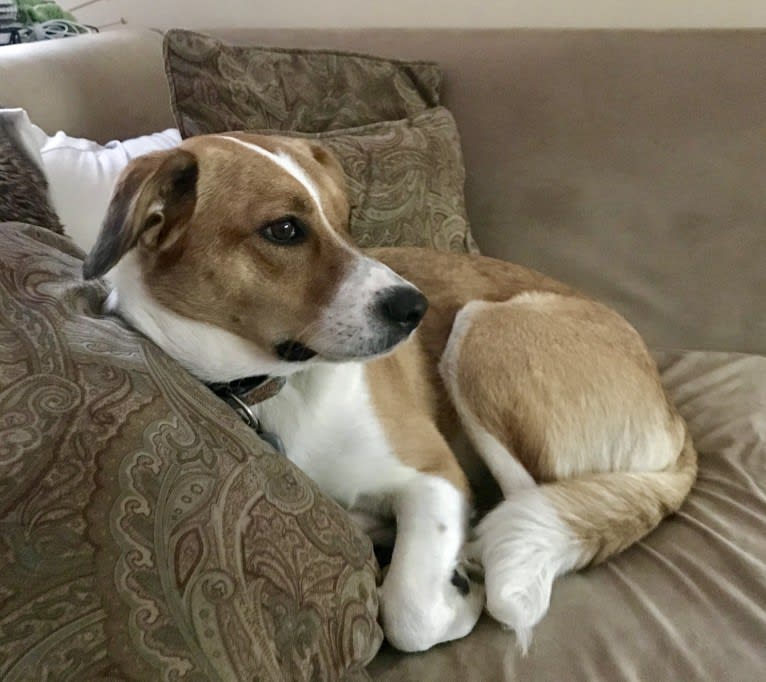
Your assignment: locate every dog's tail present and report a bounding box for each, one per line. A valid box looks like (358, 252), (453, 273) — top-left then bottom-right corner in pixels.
(470, 427), (697, 652)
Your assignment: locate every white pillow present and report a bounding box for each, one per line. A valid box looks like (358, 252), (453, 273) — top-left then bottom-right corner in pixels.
(39, 128), (182, 251)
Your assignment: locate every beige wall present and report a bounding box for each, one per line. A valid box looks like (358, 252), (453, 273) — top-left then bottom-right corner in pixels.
(76, 0), (766, 30)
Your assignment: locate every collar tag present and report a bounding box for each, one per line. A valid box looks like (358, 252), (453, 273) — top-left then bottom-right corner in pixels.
(219, 390), (286, 455)
(258, 429), (286, 455)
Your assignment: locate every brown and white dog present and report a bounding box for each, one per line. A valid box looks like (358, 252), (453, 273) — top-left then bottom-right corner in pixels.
(83, 133), (697, 653)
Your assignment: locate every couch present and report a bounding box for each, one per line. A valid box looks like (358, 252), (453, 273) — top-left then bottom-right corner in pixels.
(1, 27), (764, 681)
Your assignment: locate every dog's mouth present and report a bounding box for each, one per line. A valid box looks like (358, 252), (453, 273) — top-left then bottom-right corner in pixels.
(275, 340), (318, 362)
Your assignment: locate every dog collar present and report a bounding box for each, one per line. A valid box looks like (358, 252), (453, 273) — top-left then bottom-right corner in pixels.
(206, 374), (285, 405)
(206, 375), (286, 454)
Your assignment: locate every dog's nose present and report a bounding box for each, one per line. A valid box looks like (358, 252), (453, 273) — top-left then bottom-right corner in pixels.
(377, 286), (429, 331)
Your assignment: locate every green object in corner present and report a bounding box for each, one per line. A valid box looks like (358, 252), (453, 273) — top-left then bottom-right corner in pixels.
(16, 0), (76, 25)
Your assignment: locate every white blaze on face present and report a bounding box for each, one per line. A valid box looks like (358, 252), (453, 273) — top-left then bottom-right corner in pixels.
(217, 134), (344, 245)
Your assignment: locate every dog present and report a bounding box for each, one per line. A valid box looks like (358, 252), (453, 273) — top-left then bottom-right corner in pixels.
(82, 132), (697, 653)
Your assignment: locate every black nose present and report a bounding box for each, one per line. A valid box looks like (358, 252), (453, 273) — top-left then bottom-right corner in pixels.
(376, 286), (429, 332)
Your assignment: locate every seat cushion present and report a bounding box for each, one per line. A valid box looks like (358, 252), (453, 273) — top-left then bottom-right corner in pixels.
(369, 349), (766, 680)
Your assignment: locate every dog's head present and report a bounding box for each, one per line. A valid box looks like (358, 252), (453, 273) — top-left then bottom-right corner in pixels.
(83, 133), (427, 381)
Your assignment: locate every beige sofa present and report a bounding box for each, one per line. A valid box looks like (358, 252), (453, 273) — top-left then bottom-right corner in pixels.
(2, 27), (765, 680)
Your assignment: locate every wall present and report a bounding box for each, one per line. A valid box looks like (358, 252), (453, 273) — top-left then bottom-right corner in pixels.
(73, 0), (766, 31)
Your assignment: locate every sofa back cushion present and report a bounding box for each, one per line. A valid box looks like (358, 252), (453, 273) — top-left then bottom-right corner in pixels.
(164, 29), (442, 137)
(0, 29), (174, 143)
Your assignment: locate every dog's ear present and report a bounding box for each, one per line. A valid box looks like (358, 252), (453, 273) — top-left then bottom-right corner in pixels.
(308, 143), (347, 194)
(83, 148), (198, 279)
(306, 142), (352, 230)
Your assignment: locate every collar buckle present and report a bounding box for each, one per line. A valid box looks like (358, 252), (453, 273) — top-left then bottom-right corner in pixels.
(221, 390), (261, 430)
(207, 375), (287, 455)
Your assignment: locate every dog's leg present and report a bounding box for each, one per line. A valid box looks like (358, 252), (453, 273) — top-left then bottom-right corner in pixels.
(378, 472), (484, 652)
(440, 294), (696, 651)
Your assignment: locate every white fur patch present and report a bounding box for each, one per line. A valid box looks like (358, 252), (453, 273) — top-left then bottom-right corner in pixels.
(469, 488), (583, 653)
(316, 256), (414, 360)
(379, 473), (483, 652)
(255, 362), (417, 508)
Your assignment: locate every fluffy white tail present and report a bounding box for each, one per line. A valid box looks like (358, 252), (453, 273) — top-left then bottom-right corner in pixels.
(471, 430), (697, 652)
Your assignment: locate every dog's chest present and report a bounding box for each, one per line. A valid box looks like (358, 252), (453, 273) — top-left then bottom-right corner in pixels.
(253, 363), (416, 509)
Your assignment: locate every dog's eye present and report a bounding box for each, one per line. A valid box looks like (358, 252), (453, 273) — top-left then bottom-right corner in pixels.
(260, 217), (305, 245)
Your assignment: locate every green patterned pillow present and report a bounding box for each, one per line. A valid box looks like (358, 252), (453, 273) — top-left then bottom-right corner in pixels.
(164, 29), (442, 137)
(0, 223), (381, 681)
(256, 107), (479, 254)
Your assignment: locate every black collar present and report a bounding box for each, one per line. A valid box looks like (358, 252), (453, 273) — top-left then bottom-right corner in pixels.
(206, 375), (287, 454)
(206, 374), (285, 405)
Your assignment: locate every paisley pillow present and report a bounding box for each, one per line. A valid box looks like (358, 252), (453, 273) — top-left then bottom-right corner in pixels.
(0, 223), (381, 681)
(255, 107), (479, 253)
(164, 29), (442, 137)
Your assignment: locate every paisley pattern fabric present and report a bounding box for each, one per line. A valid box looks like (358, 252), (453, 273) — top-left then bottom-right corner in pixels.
(256, 108), (479, 254)
(0, 117), (64, 234)
(164, 29), (442, 138)
(0, 223), (381, 681)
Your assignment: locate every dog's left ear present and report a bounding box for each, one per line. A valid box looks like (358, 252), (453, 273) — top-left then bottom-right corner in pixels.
(83, 148), (198, 279)
(306, 142), (352, 231)
(308, 143), (346, 193)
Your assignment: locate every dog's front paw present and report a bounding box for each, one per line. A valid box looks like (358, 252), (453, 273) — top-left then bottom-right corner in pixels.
(443, 564), (485, 642)
(379, 568), (484, 652)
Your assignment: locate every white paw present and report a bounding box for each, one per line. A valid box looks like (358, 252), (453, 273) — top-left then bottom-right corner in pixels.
(379, 568), (485, 652)
(442, 565), (485, 642)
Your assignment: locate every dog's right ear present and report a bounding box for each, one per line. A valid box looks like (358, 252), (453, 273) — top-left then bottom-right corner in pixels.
(83, 147), (198, 280)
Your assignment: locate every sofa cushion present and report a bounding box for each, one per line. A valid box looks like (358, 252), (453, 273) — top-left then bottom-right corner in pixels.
(369, 349), (766, 680)
(164, 29), (442, 138)
(0, 109), (63, 234)
(255, 108), (477, 253)
(0, 223), (381, 681)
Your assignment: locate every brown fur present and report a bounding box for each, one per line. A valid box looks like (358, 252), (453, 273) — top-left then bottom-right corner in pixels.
(454, 294), (680, 482)
(365, 336), (469, 494)
(365, 251), (696, 563)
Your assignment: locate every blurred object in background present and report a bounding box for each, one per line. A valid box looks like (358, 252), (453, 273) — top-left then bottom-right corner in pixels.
(1, 0), (98, 44)
(0, 1), (22, 44)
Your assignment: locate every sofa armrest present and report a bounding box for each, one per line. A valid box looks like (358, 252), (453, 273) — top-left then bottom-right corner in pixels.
(0, 29), (175, 142)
